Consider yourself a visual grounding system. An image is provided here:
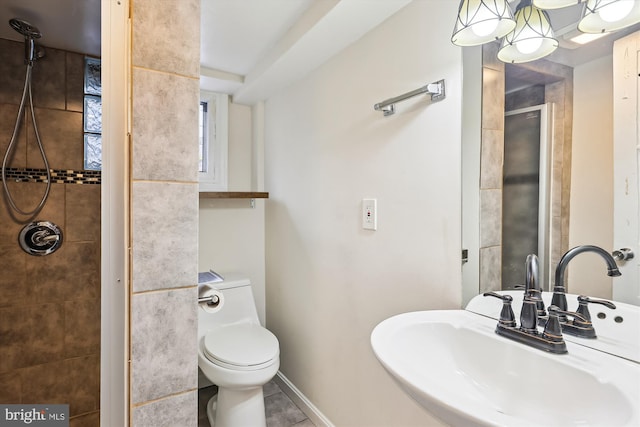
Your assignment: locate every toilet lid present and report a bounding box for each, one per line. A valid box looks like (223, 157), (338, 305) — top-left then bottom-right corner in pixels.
(203, 323), (279, 367)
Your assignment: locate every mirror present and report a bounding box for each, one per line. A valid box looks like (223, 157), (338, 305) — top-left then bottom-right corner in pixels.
(462, 13), (640, 306)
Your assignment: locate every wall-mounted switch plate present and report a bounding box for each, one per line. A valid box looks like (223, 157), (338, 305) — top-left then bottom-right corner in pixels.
(362, 198), (377, 230)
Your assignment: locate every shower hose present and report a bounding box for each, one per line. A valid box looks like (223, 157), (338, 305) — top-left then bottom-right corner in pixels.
(1, 62), (51, 216)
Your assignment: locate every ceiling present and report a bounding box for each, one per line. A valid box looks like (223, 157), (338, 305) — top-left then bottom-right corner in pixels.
(0, 0), (100, 57)
(199, 0), (412, 103)
(0, 0), (638, 103)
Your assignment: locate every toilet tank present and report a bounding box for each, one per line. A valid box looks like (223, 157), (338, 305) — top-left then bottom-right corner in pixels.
(198, 273), (261, 333)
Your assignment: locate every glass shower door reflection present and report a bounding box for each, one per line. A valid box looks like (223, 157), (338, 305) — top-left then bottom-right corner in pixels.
(503, 104), (552, 290)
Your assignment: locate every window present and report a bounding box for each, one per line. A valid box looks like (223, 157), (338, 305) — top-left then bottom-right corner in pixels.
(199, 91), (228, 191)
(83, 57), (102, 171)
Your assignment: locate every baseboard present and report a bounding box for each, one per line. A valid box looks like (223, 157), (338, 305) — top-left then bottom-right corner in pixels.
(273, 371), (334, 427)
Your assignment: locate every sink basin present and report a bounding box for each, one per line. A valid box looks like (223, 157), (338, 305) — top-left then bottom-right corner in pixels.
(371, 310), (640, 426)
(466, 291), (640, 363)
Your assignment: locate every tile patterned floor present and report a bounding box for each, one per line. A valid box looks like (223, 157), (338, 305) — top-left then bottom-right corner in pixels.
(198, 380), (316, 427)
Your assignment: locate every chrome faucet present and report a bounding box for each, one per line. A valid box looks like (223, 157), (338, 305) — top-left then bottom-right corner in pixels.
(550, 245), (619, 336)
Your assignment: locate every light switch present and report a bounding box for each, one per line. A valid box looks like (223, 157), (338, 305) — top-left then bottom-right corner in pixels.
(362, 199), (377, 230)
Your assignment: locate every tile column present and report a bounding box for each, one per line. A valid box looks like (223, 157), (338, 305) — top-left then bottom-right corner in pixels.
(129, 0), (200, 424)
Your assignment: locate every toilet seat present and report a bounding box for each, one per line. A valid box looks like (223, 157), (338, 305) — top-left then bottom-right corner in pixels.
(204, 323), (279, 371)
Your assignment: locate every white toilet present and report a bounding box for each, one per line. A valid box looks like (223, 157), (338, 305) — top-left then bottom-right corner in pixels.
(197, 274), (280, 427)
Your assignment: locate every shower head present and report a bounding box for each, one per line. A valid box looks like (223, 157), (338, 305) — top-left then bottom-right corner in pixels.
(9, 18), (41, 39)
(9, 19), (43, 64)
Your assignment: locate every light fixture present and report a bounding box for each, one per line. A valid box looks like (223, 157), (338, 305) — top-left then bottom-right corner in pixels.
(578, 0), (640, 33)
(532, 0), (584, 8)
(498, 0), (559, 63)
(451, 0), (640, 63)
(451, 0), (517, 46)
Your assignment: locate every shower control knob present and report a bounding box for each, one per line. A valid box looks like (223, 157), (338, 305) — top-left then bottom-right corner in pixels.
(18, 221), (63, 256)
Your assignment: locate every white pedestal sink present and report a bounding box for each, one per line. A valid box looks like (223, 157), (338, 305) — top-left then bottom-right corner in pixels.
(371, 310), (640, 427)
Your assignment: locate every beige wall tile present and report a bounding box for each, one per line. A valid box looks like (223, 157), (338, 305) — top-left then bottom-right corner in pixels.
(0, 303), (65, 373)
(25, 248), (69, 303)
(546, 81), (565, 120)
(60, 242), (100, 300)
(0, 39), (27, 105)
(480, 189), (502, 247)
(23, 303), (65, 367)
(132, 0), (200, 78)
(65, 355), (100, 416)
(0, 244), (28, 308)
(480, 246), (501, 293)
(482, 67), (505, 131)
(66, 52), (85, 113)
(65, 299), (100, 357)
(0, 103), (27, 168)
(0, 371), (22, 403)
(132, 69), (199, 182)
(482, 42), (503, 72)
(20, 359), (69, 405)
(27, 108), (83, 170)
(0, 306), (28, 373)
(133, 391), (198, 427)
(131, 288), (198, 404)
(25, 241), (100, 303)
(480, 129), (503, 189)
(132, 181), (198, 292)
(66, 184), (101, 242)
(31, 47), (66, 111)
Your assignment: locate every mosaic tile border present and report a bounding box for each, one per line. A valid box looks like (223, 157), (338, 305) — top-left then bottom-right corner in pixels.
(0, 168), (101, 184)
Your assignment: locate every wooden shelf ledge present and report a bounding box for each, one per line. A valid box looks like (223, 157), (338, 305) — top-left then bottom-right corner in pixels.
(199, 191), (269, 199)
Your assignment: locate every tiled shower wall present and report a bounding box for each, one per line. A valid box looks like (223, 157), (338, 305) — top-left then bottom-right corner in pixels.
(0, 38), (101, 425)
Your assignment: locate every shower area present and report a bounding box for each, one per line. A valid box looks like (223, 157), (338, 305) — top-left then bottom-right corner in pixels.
(502, 103), (552, 289)
(0, 17), (102, 425)
(477, 42), (573, 296)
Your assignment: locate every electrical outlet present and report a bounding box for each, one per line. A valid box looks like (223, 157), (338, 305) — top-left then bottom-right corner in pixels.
(362, 199), (377, 230)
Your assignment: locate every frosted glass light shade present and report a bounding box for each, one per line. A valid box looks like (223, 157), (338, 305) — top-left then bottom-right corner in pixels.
(452, 0), (516, 46)
(578, 0), (640, 33)
(498, 2), (558, 63)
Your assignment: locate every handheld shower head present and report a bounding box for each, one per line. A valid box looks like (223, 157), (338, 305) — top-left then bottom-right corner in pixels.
(9, 19), (43, 64)
(9, 19), (41, 39)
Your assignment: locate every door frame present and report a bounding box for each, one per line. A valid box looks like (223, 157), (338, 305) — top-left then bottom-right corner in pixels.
(101, 0), (130, 424)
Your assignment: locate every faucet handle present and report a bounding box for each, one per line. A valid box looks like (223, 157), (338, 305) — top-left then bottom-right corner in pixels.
(551, 306), (589, 323)
(543, 306), (565, 342)
(576, 295), (616, 324)
(483, 291), (511, 301)
(483, 292), (516, 327)
(542, 305), (588, 338)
